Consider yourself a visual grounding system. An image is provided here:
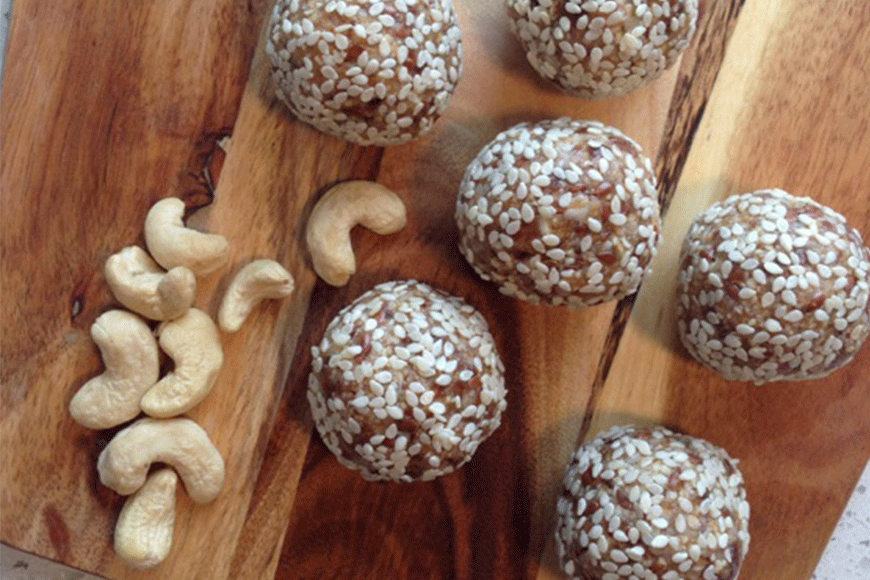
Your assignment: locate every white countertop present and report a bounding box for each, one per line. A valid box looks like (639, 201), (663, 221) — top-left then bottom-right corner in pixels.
(811, 459), (870, 580)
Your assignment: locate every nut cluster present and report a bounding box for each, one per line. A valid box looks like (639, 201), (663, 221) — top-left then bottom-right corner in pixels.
(266, 0), (464, 145)
(70, 198), (233, 431)
(71, 198), (294, 568)
(556, 425), (750, 580)
(456, 118), (662, 308)
(308, 280), (507, 482)
(677, 189), (870, 383)
(508, 0), (698, 99)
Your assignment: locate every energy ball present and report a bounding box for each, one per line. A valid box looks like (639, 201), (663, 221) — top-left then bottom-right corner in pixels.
(456, 118), (662, 308)
(677, 189), (870, 383)
(556, 425), (750, 580)
(307, 280), (507, 482)
(507, 0), (698, 100)
(266, 0), (463, 146)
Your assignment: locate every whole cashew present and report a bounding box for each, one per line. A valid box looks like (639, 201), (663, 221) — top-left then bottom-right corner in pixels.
(98, 417), (225, 503)
(104, 246), (196, 321)
(114, 468), (178, 569)
(140, 309), (223, 418)
(144, 198), (230, 275)
(305, 181), (407, 286)
(218, 259), (295, 333)
(69, 310), (159, 429)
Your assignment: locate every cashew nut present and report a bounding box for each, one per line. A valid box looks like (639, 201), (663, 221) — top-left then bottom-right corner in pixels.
(305, 181), (407, 286)
(144, 198), (229, 275)
(98, 417), (225, 503)
(113, 468), (178, 569)
(218, 259), (295, 333)
(69, 310), (159, 429)
(104, 246), (196, 321)
(140, 309), (223, 418)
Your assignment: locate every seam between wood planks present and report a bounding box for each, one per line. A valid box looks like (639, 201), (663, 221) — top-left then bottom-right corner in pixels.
(579, 0), (748, 440)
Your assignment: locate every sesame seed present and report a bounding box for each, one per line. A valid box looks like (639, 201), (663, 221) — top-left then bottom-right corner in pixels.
(738, 287), (756, 300)
(610, 213), (628, 226)
(764, 262), (784, 275)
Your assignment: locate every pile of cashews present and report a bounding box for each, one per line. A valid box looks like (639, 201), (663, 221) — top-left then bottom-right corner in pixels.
(71, 180), (403, 568)
(69, 197), (295, 569)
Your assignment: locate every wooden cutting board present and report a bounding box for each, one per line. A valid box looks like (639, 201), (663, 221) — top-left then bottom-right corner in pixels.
(2, 1), (868, 579)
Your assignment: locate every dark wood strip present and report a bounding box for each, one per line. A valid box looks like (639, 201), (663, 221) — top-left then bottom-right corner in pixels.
(581, 0), (748, 436)
(656, 0), (748, 214)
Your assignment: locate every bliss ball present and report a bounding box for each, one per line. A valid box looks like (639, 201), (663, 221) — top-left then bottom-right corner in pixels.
(677, 189), (870, 383)
(507, 0), (698, 100)
(456, 118), (662, 308)
(307, 280), (507, 482)
(556, 425), (751, 580)
(265, 0), (463, 146)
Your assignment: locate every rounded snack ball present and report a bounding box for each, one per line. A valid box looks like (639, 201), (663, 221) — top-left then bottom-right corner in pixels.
(677, 189), (870, 383)
(556, 425), (750, 580)
(507, 0), (698, 100)
(456, 118), (662, 308)
(266, 0), (463, 146)
(308, 280), (507, 482)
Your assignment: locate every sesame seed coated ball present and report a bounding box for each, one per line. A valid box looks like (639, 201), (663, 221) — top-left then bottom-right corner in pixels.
(307, 280), (507, 482)
(677, 189), (870, 383)
(266, 0), (464, 146)
(507, 0), (698, 100)
(555, 425), (751, 580)
(456, 118), (662, 308)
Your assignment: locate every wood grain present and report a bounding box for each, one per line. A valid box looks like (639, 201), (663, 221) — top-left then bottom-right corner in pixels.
(2, 0), (868, 579)
(1, 1), (269, 574)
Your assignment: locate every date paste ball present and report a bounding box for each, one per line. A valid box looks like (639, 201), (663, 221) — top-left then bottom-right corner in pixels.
(508, 0), (698, 99)
(308, 280), (507, 482)
(266, 0), (463, 145)
(556, 425), (750, 580)
(456, 118), (662, 308)
(677, 189), (870, 383)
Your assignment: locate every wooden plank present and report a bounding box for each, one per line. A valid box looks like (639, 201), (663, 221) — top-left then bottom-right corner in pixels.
(585, 2), (870, 580)
(534, 1), (749, 576)
(0, 0), (272, 575)
(273, 2), (742, 579)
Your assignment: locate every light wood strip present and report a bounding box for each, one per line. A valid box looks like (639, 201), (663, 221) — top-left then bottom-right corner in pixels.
(587, 2), (870, 580)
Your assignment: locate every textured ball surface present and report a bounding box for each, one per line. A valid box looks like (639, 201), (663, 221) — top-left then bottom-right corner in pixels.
(308, 280), (507, 482)
(556, 425), (750, 580)
(266, 0), (463, 145)
(456, 118), (662, 308)
(507, 0), (698, 99)
(677, 189), (870, 383)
